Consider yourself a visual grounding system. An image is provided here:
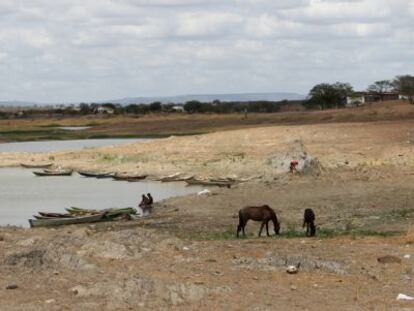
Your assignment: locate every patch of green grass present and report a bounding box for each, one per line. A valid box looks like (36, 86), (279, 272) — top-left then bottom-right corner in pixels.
(85, 122), (101, 126)
(387, 208), (414, 218)
(180, 226), (402, 241)
(39, 124), (60, 128)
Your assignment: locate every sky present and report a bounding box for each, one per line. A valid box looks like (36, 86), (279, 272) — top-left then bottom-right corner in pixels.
(0, 0), (413, 103)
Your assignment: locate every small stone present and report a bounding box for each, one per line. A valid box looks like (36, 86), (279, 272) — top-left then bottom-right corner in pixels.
(183, 247), (190, 251)
(206, 259), (217, 262)
(6, 284), (18, 290)
(45, 299), (56, 304)
(290, 285), (297, 291)
(70, 285), (88, 297)
(377, 255), (401, 264)
(252, 276), (259, 280)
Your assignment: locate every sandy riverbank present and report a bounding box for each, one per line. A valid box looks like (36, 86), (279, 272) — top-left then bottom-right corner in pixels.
(1, 117), (414, 310)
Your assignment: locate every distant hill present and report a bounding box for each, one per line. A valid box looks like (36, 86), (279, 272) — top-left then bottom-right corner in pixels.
(104, 92), (306, 105)
(0, 92), (306, 107)
(0, 100), (41, 107)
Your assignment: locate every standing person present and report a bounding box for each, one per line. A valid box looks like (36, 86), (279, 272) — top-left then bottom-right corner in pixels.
(147, 193), (153, 205)
(139, 194), (149, 208)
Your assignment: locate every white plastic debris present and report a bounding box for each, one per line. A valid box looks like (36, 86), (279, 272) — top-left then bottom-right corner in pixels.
(397, 293), (414, 301)
(197, 189), (211, 196)
(182, 247), (190, 251)
(403, 254), (411, 259)
(286, 265), (298, 274)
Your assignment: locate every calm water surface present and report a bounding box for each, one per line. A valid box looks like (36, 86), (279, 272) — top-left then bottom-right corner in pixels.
(0, 138), (147, 153)
(0, 168), (202, 227)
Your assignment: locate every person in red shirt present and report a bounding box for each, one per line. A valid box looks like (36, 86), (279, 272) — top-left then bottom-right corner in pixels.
(290, 160), (299, 173)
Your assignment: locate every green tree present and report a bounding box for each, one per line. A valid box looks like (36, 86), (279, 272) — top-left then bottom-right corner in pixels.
(306, 82), (353, 109)
(393, 75), (414, 105)
(184, 100), (203, 113)
(149, 101), (162, 112)
(367, 80), (393, 101)
(78, 103), (91, 115)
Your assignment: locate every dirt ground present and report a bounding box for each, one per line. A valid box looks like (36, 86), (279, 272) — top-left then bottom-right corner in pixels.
(1, 106), (414, 310)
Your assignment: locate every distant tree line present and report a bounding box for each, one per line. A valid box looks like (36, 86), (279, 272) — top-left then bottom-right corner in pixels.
(1, 74), (413, 119)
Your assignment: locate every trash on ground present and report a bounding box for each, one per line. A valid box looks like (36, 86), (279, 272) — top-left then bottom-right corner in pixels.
(396, 293), (414, 301)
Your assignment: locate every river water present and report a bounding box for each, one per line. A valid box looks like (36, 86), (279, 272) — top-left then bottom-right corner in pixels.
(0, 139), (202, 227)
(0, 168), (202, 227)
(0, 138), (147, 153)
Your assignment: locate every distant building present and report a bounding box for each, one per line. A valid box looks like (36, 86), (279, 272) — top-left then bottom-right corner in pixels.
(171, 105), (185, 112)
(94, 106), (115, 114)
(346, 92), (400, 107)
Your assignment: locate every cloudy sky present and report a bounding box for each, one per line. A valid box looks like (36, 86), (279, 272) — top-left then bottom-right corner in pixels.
(0, 0), (413, 103)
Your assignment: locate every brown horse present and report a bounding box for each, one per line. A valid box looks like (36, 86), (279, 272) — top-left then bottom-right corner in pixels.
(236, 205), (280, 238)
(303, 208), (316, 237)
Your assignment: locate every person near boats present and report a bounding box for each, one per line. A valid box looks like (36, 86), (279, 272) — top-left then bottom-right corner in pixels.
(138, 193), (153, 213)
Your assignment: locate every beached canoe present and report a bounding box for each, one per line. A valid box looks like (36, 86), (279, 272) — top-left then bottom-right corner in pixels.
(185, 179), (233, 188)
(38, 212), (73, 218)
(33, 170), (73, 176)
(112, 174), (147, 182)
(21, 163), (53, 169)
(67, 207), (137, 219)
(29, 212), (106, 228)
(159, 174), (194, 182)
(77, 171), (114, 178)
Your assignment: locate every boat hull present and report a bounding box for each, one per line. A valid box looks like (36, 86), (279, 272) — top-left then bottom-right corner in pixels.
(21, 163), (53, 169)
(112, 175), (147, 182)
(29, 213), (105, 228)
(78, 171), (113, 178)
(33, 170), (73, 176)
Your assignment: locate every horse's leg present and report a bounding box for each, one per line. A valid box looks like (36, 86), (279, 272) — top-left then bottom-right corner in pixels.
(237, 213), (243, 238)
(258, 221), (265, 237)
(310, 222), (316, 237)
(266, 220), (270, 236)
(306, 223), (310, 236)
(242, 219), (247, 237)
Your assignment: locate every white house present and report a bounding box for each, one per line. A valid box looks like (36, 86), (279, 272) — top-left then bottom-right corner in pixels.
(346, 92), (400, 107)
(95, 106), (115, 114)
(172, 105), (185, 112)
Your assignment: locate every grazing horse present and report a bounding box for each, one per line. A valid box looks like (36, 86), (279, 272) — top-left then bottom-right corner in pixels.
(236, 205), (280, 238)
(303, 208), (316, 237)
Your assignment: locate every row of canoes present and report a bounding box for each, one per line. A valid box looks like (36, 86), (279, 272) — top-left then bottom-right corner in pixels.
(29, 168), (148, 180)
(29, 207), (137, 228)
(22, 163), (244, 187)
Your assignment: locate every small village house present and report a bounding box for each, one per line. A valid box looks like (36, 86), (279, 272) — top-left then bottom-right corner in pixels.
(94, 105), (115, 114)
(346, 91), (400, 107)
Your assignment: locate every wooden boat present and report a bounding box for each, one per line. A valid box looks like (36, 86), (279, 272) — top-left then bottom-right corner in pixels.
(112, 174), (147, 182)
(29, 212), (106, 228)
(185, 179), (233, 188)
(77, 171), (114, 178)
(39, 212), (73, 218)
(33, 170), (73, 176)
(160, 174), (194, 182)
(21, 163), (53, 169)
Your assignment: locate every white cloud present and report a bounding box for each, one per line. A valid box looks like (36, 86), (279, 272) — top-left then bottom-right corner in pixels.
(0, 0), (413, 102)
